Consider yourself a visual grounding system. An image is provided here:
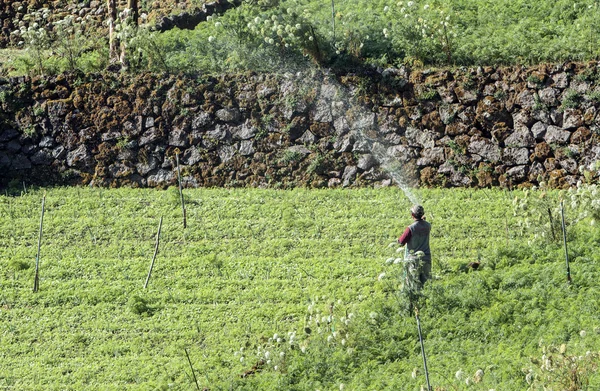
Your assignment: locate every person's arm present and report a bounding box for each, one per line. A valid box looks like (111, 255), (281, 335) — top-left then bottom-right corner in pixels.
(398, 226), (411, 245)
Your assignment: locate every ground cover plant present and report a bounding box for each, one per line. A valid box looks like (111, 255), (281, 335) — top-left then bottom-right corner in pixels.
(3, 0), (600, 75)
(0, 186), (599, 390)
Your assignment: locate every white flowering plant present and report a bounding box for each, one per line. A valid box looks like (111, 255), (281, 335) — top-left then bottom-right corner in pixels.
(526, 344), (599, 390)
(512, 185), (600, 244)
(383, 242), (426, 314)
(380, 0), (457, 65)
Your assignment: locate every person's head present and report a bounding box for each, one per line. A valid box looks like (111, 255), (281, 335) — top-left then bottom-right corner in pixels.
(411, 204), (425, 220)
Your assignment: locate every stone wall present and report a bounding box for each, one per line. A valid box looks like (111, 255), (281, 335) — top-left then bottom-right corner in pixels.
(1, 62), (599, 190)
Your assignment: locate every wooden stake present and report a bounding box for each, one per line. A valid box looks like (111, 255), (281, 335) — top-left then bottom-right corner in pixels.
(176, 153), (187, 229)
(560, 201), (572, 284)
(33, 193), (46, 293)
(184, 348), (201, 391)
(144, 217), (163, 289)
(331, 0), (336, 42)
(415, 307), (432, 391)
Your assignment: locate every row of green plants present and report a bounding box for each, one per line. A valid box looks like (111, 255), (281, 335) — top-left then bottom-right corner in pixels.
(3, 0), (600, 76)
(0, 185), (599, 389)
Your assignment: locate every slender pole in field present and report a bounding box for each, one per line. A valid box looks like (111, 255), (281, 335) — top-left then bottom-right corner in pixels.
(144, 217), (163, 289)
(560, 201), (572, 284)
(175, 152), (187, 228)
(415, 307), (432, 391)
(331, 0), (336, 42)
(184, 348), (201, 391)
(33, 193), (46, 293)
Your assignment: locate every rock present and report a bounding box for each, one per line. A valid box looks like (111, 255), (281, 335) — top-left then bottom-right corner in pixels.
(338, 111), (358, 137)
(47, 100), (69, 118)
(506, 165), (528, 181)
(232, 120), (257, 140)
(559, 158), (578, 174)
(550, 108), (563, 127)
(532, 142), (551, 161)
(215, 108), (241, 123)
(6, 140), (21, 152)
(168, 127), (190, 147)
(239, 140), (254, 156)
(529, 161), (545, 182)
(139, 127), (161, 146)
(476, 96), (511, 130)
(342, 165), (358, 187)
(328, 178), (342, 188)
(207, 125), (230, 141)
(182, 148), (203, 165)
(11, 154), (31, 170)
(562, 108), (583, 129)
(218, 144), (237, 163)
(439, 103), (460, 125)
(312, 99), (333, 123)
(544, 125), (571, 144)
(334, 135), (354, 153)
(192, 112), (213, 130)
(570, 127), (591, 144)
(531, 122), (547, 140)
(387, 145), (418, 163)
(438, 161), (472, 186)
(436, 85), (458, 104)
(503, 147), (530, 165)
(504, 129), (535, 148)
(584, 106), (596, 125)
(406, 127), (436, 148)
(30, 149), (53, 165)
(552, 72), (569, 88)
(136, 155), (160, 176)
(66, 145), (92, 168)
(517, 89), (536, 108)
(454, 85), (478, 103)
(52, 146), (66, 159)
(145, 117), (155, 129)
(350, 112), (376, 132)
(417, 147), (445, 167)
(287, 145), (311, 155)
(298, 130), (316, 145)
(0, 129), (19, 142)
(0, 152), (10, 168)
(147, 169), (175, 187)
(468, 138), (501, 163)
(538, 88), (558, 106)
(357, 154), (378, 171)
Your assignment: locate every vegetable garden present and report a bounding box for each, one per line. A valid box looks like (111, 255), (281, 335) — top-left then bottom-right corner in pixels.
(1, 185), (599, 390)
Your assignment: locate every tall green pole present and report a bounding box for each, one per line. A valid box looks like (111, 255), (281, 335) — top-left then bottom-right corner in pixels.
(33, 193), (46, 292)
(560, 201), (572, 284)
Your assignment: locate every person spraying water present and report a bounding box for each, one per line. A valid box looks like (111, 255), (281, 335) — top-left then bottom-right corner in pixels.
(398, 205), (432, 284)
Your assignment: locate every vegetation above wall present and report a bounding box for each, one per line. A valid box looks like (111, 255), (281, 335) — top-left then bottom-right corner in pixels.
(1, 0), (600, 76)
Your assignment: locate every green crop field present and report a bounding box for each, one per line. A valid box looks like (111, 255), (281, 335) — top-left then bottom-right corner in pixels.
(1, 186), (599, 390)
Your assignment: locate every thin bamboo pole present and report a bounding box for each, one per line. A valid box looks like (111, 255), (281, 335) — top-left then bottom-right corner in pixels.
(176, 153), (187, 229)
(33, 193), (46, 292)
(184, 348), (201, 391)
(560, 201), (572, 284)
(415, 307), (432, 391)
(331, 0), (336, 42)
(144, 217), (163, 289)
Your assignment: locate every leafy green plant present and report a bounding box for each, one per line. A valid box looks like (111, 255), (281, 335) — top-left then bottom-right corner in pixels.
(561, 89), (583, 109)
(278, 150), (303, 165)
